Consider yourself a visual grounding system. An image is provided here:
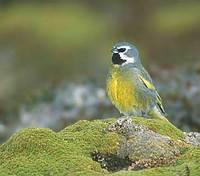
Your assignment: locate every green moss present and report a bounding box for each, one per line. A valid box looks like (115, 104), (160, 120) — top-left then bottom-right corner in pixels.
(0, 117), (199, 176)
(112, 164), (190, 176)
(59, 119), (120, 154)
(0, 120), (119, 175)
(133, 117), (185, 140)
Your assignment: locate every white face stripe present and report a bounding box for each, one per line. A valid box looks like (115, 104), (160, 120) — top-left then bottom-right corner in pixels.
(117, 46), (131, 50)
(112, 45), (131, 53)
(117, 45), (131, 53)
(112, 45), (135, 66)
(117, 45), (135, 66)
(119, 52), (135, 66)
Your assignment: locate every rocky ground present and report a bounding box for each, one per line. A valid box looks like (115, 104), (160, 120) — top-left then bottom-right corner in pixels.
(0, 116), (199, 176)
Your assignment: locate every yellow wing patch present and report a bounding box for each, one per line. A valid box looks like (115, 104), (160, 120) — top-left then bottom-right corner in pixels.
(139, 75), (165, 113)
(139, 75), (155, 90)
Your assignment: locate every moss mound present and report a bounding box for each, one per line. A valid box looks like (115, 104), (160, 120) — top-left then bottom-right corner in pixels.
(0, 117), (199, 176)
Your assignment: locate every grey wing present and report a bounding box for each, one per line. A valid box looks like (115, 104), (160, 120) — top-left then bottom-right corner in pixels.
(138, 65), (154, 84)
(136, 66), (166, 114)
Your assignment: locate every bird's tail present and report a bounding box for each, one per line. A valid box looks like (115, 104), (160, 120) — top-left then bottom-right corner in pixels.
(149, 106), (169, 121)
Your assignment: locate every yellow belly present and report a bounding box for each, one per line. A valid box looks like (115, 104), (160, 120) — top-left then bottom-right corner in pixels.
(107, 71), (137, 113)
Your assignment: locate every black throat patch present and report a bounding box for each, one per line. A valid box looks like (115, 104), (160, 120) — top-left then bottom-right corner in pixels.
(112, 53), (126, 65)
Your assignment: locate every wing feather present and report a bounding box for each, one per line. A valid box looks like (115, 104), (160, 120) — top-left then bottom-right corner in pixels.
(138, 75), (165, 114)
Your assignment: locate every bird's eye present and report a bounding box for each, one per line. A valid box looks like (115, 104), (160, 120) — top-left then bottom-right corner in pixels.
(117, 48), (126, 52)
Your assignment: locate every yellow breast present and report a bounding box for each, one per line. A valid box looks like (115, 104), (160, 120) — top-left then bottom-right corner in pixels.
(107, 69), (137, 113)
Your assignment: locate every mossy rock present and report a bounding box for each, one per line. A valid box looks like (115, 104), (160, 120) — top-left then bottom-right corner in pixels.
(0, 117), (199, 176)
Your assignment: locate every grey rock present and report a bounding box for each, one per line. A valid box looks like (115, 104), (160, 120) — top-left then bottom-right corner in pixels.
(184, 132), (200, 146)
(107, 117), (180, 170)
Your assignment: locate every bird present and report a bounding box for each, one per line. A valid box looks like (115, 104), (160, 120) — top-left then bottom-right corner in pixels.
(106, 42), (167, 119)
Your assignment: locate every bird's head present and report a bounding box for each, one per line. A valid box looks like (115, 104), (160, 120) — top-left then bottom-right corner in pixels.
(111, 42), (141, 66)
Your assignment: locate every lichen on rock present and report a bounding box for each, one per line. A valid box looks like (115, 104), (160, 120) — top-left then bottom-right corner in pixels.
(0, 117), (199, 176)
(184, 132), (200, 146)
(107, 117), (180, 170)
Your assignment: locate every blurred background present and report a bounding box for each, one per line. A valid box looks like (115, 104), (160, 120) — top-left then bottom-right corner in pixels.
(0, 0), (200, 143)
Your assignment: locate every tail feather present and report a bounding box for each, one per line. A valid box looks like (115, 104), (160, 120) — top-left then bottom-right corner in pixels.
(149, 106), (168, 121)
(157, 102), (165, 114)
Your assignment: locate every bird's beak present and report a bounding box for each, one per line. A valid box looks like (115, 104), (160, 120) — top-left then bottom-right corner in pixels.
(111, 47), (118, 53)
